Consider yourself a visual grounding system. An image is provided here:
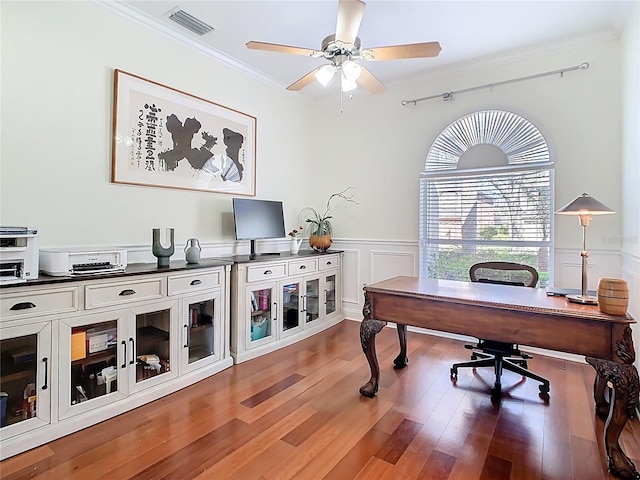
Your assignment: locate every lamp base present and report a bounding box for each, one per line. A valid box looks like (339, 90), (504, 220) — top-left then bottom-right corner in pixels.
(566, 294), (598, 305)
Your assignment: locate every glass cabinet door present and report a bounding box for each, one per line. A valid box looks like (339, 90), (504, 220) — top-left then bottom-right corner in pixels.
(324, 274), (337, 317)
(181, 289), (222, 374)
(131, 303), (177, 392)
(58, 310), (126, 420)
(248, 285), (274, 345)
(0, 321), (51, 437)
(303, 278), (320, 325)
(281, 280), (301, 335)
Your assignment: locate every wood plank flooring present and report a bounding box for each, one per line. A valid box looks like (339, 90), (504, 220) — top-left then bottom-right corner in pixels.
(1, 319), (638, 480)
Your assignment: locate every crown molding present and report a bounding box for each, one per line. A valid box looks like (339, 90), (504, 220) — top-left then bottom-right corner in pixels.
(94, 0), (283, 91)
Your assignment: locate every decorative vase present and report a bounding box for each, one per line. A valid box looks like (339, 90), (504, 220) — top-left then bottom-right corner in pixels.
(152, 228), (175, 268)
(290, 237), (302, 254)
(597, 278), (629, 316)
(184, 238), (201, 264)
(309, 234), (332, 252)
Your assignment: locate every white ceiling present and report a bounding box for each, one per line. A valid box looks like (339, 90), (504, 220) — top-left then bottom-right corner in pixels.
(109, 0), (635, 100)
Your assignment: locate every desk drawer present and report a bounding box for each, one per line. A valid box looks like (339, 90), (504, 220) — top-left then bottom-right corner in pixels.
(318, 255), (340, 271)
(1, 286), (79, 321)
(288, 259), (318, 275)
(85, 277), (164, 309)
(168, 271), (220, 296)
(247, 263), (286, 283)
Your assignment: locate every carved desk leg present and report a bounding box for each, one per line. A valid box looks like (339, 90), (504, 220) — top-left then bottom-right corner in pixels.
(393, 323), (409, 369)
(586, 357), (640, 480)
(359, 292), (387, 398)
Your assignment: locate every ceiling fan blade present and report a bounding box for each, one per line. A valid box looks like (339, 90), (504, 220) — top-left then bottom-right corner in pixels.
(357, 65), (386, 94)
(368, 42), (442, 61)
(335, 0), (366, 45)
(246, 41), (318, 57)
(287, 67), (322, 91)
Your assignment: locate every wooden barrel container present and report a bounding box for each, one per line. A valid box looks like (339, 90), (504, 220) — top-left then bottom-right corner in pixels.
(597, 278), (629, 316)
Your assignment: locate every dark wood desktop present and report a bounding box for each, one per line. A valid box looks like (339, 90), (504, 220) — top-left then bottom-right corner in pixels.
(358, 276), (639, 479)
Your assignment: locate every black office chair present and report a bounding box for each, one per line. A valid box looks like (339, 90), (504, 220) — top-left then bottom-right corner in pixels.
(450, 261), (550, 397)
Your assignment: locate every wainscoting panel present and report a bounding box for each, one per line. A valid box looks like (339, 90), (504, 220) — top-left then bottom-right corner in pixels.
(621, 252), (639, 372)
(339, 248), (361, 308)
(553, 248), (621, 290)
(370, 250), (417, 284)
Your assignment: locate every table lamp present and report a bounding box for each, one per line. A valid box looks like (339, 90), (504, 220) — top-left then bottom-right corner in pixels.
(555, 193), (614, 304)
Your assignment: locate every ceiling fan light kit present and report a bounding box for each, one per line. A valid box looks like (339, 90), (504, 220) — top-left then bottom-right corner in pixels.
(246, 0), (441, 95)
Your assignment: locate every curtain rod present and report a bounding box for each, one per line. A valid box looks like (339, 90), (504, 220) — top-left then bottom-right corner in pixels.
(401, 62), (590, 106)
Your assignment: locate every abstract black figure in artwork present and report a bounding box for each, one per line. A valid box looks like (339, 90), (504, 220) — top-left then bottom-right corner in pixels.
(158, 114), (216, 171)
(223, 128), (245, 181)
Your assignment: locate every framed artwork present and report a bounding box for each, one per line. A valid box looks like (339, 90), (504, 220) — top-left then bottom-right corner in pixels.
(111, 69), (256, 196)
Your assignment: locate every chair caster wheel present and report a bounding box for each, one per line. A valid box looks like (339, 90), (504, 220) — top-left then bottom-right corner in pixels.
(539, 384), (550, 394)
(450, 368), (457, 378)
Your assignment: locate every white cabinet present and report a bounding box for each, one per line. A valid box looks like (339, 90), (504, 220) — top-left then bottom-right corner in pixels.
(231, 252), (343, 363)
(0, 320), (52, 440)
(0, 261), (232, 460)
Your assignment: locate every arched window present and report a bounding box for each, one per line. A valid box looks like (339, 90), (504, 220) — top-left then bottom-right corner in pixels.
(419, 110), (554, 286)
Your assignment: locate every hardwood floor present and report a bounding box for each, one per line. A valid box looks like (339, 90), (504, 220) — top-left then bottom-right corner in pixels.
(1, 319), (638, 480)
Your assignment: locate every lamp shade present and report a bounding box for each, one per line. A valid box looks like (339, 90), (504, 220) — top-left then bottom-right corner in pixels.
(341, 75), (358, 92)
(315, 65), (336, 86)
(342, 60), (362, 81)
(555, 193), (614, 215)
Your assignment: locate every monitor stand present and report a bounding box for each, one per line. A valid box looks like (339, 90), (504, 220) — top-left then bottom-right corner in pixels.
(249, 239), (281, 260)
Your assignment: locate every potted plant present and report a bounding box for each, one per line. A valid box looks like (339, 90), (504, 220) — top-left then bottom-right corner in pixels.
(299, 187), (358, 252)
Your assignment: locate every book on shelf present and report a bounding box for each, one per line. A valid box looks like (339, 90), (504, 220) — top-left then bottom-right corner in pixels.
(250, 291), (258, 311)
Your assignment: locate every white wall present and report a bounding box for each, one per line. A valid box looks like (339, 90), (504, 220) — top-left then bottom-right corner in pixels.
(620, 3), (640, 370)
(0, 1), (316, 250)
(313, 40), (623, 249)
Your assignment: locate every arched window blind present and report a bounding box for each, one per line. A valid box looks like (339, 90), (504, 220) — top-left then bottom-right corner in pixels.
(419, 110), (554, 286)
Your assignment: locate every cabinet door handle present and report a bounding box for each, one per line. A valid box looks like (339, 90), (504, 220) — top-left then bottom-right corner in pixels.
(10, 301), (36, 311)
(190, 279), (202, 286)
(299, 265), (306, 270)
(184, 324), (189, 348)
(325, 289), (328, 305)
(42, 357), (49, 390)
(301, 295), (306, 312)
(121, 341), (127, 368)
(263, 270), (272, 275)
(119, 289), (136, 296)
(326, 261), (332, 265)
(129, 338), (135, 365)
(273, 302), (277, 321)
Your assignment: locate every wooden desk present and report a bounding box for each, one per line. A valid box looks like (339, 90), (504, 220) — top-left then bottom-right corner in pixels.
(359, 276), (639, 479)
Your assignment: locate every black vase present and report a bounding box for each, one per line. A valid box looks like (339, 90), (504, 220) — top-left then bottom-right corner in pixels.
(152, 228), (174, 267)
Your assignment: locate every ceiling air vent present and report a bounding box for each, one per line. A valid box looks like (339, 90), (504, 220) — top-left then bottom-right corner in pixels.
(168, 9), (213, 36)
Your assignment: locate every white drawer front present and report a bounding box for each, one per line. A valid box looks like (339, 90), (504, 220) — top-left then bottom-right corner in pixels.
(1, 286), (79, 321)
(246, 263), (286, 283)
(288, 259), (318, 275)
(318, 255), (340, 271)
(168, 271), (220, 296)
(85, 278), (164, 309)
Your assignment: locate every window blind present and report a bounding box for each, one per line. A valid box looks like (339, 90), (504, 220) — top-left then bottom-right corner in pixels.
(419, 165), (553, 283)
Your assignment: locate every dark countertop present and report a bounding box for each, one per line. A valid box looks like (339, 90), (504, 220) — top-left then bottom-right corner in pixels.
(0, 250), (344, 289)
(230, 249), (342, 265)
(0, 258), (234, 289)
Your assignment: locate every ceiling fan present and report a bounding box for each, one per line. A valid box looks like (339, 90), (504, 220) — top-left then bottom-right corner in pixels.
(246, 0), (441, 94)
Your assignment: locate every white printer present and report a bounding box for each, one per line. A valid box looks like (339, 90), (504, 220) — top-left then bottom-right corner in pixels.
(0, 227), (39, 283)
(39, 247), (127, 276)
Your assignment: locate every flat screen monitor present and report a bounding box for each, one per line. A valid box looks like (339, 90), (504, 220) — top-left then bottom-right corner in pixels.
(232, 198), (286, 259)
